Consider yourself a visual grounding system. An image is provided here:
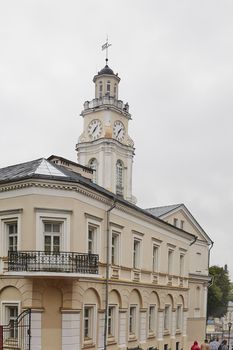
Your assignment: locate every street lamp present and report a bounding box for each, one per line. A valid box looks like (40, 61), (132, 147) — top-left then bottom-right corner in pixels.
(228, 322), (232, 350)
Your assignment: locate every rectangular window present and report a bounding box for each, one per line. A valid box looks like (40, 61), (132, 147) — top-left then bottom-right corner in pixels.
(148, 305), (156, 333)
(7, 222), (18, 252)
(133, 239), (140, 269)
(176, 305), (182, 330)
(44, 222), (61, 253)
(164, 305), (170, 331)
(179, 254), (184, 276)
(88, 225), (97, 254)
(3, 304), (19, 339)
(168, 249), (173, 275)
(152, 245), (158, 272)
(180, 220), (184, 229)
(173, 218), (178, 227)
(108, 306), (115, 337)
(84, 306), (93, 340)
(111, 232), (119, 265)
(129, 306), (136, 335)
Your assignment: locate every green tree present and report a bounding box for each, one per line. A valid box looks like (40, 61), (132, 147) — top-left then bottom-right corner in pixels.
(207, 265), (233, 318)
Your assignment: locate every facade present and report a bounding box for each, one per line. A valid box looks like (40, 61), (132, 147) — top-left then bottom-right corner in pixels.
(0, 60), (212, 350)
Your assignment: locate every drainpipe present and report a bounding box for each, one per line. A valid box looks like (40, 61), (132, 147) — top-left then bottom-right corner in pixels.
(104, 201), (116, 350)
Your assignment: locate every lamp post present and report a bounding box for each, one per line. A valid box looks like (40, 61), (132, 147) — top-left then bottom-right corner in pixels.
(228, 322), (232, 350)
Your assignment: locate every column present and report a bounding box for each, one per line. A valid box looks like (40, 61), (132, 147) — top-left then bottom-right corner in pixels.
(171, 309), (176, 350)
(31, 309), (43, 350)
(119, 309), (127, 348)
(98, 310), (105, 350)
(139, 308), (147, 344)
(61, 309), (81, 350)
(157, 309), (164, 350)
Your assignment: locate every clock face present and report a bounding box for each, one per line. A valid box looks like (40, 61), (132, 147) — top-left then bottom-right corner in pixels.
(113, 120), (125, 142)
(88, 119), (103, 140)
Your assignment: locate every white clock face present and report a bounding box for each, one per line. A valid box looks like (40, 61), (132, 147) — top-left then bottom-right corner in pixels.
(113, 120), (125, 142)
(88, 119), (103, 140)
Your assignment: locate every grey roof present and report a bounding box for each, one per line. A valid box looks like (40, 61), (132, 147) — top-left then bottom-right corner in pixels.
(98, 64), (114, 75)
(0, 157), (196, 242)
(146, 204), (183, 217)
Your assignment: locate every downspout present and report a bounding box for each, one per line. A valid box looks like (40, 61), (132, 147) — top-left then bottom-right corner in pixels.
(104, 201), (116, 350)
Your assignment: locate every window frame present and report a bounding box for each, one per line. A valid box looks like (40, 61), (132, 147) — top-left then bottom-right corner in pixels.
(108, 305), (117, 338)
(133, 238), (141, 269)
(0, 212), (21, 256)
(85, 214), (102, 258)
(111, 230), (121, 266)
(83, 304), (96, 345)
(176, 305), (182, 331)
(36, 209), (71, 252)
(129, 305), (137, 338)
(148, 304), (156, 335)
(152, 244), (159, 273)
(164, 305), (171, 332)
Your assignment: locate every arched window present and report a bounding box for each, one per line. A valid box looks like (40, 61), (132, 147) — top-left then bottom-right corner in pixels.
(89, 158), (98, 184)
(99, 81), (103, 98)
(116, 160), (123, 196)
(106, 81), (111, 95)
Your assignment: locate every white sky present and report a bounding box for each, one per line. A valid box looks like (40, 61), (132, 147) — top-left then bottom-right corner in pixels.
(0, 1), (233, 278)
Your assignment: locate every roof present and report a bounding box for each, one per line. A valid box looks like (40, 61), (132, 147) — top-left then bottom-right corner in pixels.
(98, 64), (114, 75)
(146, 204), (183, 217)
(0, 157), (196, 242)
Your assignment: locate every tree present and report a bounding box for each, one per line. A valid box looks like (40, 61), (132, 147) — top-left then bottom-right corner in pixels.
(207, 265), (233, 318)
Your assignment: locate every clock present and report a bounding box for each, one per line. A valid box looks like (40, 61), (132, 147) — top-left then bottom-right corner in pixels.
(113, 120), (125, 142)
(88, 119), (103, 140)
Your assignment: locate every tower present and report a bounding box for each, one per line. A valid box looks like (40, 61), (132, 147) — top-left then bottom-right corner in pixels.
(76, 59), (136, 203)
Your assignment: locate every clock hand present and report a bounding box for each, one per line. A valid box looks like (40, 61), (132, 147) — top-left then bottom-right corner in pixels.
(117, 128), (122, 137)
(92, 125), (98, 134)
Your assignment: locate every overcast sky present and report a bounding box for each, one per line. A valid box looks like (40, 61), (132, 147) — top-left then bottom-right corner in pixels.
(0, 1), (233, 278)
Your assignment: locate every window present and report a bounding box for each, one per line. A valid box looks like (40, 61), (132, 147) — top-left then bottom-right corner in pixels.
(168, 249), (173, 275)
(116, 160), (124, 196)
(111, 231), (119, 265)
(7, 222), (18, 252)
(148, 305), (156, 333)
(84, 306), (93, 340)
(176, 305), (182, 330)
(164, 305), (170, 331)
(133, 239), (140, 269)
(129, 306), (136, 335)
(152, 245), (159, 272)
(44, 222), (62, 253)
(180, 220), (184, 229)
(88, 225), (97, 254)
(89, 158), (97, 184)
(99, 81), (103, 97)
(2, 304), (19, 339)
(108, 306), (115, 337)
(179, 254), (184, 276)
(173, 218), (178, 227)
(106, 81), (111, 95)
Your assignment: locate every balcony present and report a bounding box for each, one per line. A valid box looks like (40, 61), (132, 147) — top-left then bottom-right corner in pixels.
(6, 250), (99, 276)
(82, 97), (131, 119)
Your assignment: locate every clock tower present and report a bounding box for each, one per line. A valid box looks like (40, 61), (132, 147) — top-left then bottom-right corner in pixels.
(76, 59), (136, 204)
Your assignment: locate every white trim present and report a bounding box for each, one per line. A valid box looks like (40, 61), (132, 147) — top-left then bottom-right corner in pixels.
(86, 217), (101, 257)
(1, 301), (21, 324)
(0, 213), (21, 256)
(35, 210), (70, 251)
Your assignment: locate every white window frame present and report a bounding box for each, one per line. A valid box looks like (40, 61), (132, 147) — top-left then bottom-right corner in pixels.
(83, 304), (96, 345)
(88, 158), (98, 184)
(1, 301), (20, 328)
(179, 254), (185, 276)
(164, 305), (171, 332)
(111, 229), (121, 266)
(36, 210), (71, 252)
(0, 212), (21, 256)
(152, 244), (159, 273)
(43, 221), (62, 253)
(176, 305), (182, 331)
(148, 304), (156, 335)
(108, 305), (117, 339)
(133, 239), (141, 269)
(168, 248), (174, 275)
(129, 305), (138, 338)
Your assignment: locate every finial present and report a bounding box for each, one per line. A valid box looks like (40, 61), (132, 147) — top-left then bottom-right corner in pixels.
(102, 36), (111, 64)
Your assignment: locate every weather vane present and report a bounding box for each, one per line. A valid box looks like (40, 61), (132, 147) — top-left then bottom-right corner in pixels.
(102, 36), (112, 64)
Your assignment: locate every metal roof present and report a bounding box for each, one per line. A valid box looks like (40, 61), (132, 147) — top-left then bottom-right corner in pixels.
(146, 204), (183, 217)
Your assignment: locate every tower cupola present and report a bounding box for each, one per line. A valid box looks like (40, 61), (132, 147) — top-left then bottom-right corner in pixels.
(93, 59), (120, 99)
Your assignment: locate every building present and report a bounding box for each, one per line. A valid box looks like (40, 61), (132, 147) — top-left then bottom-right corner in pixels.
(0, 59), (212, 350)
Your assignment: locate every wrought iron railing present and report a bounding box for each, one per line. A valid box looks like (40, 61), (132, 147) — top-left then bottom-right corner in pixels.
(8, 251), (99, 274)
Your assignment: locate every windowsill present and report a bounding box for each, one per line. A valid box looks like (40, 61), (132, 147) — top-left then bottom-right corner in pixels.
(148, 332), (156, 339)
(128, 333), (137, 342)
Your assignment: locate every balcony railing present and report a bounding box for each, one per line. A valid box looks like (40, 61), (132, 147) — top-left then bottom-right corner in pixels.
(8, 251), (99, 275)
